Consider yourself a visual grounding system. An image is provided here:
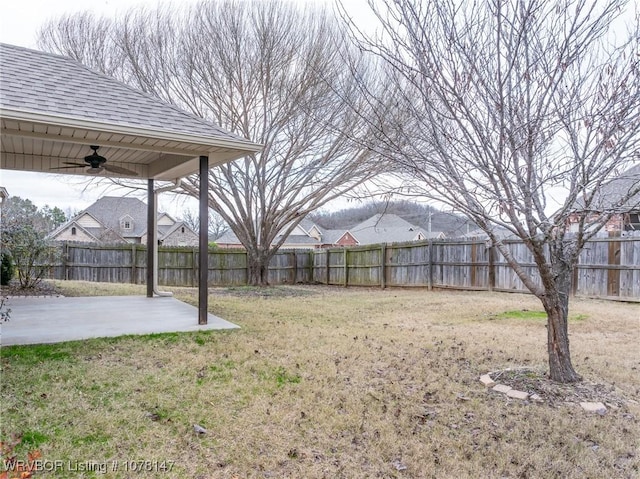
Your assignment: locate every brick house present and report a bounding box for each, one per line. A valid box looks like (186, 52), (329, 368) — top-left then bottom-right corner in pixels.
(48, 196), (199, 246)
(568, 164), (640, 235)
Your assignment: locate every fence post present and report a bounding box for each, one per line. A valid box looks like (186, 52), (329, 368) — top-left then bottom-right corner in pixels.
(470, 243), (477, 288)
(427, 240), (433, 291)
(326, 249), (330, 285)
(343, 248), (348, 288)
(292, 250), (298, 284)
(607, 237), (621, 297)
(309, 250), (314, 283)
(380, 243), (387, 289)
(63, 242), (69, 281)
(488, 244), (496, 292)
(131, 243), (137, 284)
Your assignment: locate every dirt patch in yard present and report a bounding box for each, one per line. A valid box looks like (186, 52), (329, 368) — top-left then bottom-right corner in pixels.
(0, 280), (65, 297)
(488, 367), (634, 410)
(211, 285), (322, 298)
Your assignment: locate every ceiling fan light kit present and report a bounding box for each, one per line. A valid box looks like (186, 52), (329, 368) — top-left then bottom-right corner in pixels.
(51, 145), (140, 176)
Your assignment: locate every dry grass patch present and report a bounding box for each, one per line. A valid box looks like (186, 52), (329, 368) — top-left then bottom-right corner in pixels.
(1, 283), (639, 478)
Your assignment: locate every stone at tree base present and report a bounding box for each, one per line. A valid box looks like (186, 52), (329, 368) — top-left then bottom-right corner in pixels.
(492, 384), (512, 394)
(506, 389), (529, 400)
(580, 402), (607, 414)
(479, 374), (496, 387)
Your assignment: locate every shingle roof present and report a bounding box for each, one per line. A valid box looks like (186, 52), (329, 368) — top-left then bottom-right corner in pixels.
(0, 43), (246, 142)
(350, 214), (428, 244)
(85, 197), (148, 238)
(158, 221), (196, 240)
(297, 217), (316, 233)
(320, 229), (350, 244)
(585, 164), (640, 212)
(274, 234), (320, 245)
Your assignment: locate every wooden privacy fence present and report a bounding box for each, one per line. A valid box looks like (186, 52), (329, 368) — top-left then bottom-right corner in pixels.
(314, 238), (640, 300)
(49, 237), (640, 301)
(51, 243), (314, 287)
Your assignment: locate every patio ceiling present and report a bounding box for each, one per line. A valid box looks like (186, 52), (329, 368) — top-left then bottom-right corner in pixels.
(0, 43), (261, 180)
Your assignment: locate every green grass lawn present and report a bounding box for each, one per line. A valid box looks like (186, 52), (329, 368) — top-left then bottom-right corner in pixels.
(1, 282), (639, 478)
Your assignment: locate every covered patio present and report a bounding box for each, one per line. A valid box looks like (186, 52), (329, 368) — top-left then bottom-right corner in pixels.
(0, 43), (261, 342)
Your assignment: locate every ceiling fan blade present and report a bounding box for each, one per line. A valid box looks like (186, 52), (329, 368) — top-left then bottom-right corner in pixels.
(104, 164), (140, 176)
(50, 162), (86, 170)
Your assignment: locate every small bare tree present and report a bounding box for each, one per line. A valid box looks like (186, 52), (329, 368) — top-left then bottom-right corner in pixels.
(39, 0), (389, 285)
(342, 0), (640, 382)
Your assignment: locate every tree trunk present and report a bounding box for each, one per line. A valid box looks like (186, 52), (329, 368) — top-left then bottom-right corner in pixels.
(247, 249), (272, 286)
(542, 267), (582, 383)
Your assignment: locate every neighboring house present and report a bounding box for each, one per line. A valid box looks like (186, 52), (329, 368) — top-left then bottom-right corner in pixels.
(568, 164), (640, 235)
(347, 214), (444, 245)
(216, 217), (328, 249)
(216, 214), (444, 249)
(48, 196), (199, 246)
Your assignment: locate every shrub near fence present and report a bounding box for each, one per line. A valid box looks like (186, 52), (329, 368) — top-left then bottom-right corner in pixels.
(49, 238), (640, 301)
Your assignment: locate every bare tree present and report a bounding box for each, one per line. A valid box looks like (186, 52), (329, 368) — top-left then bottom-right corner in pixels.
(182, 208), (229, 241)
(39, 0), (389, 285)
(342, 0), (640, 382)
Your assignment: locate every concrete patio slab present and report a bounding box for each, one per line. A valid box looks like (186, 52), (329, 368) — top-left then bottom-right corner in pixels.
(0, 296), (239, 346)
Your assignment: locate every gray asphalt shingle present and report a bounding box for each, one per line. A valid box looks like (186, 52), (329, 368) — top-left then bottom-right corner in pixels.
(350, 214), (428, 244)
(0, 43), (247, 142)
(587, 164), (640, 212)
(85, 197), (148, 238)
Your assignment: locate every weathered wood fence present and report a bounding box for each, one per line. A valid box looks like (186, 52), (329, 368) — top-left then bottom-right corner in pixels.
(50, 244), (314, 287)
(49, 237), (640, 301)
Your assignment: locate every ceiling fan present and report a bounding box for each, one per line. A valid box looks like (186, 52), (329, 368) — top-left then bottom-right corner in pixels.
(52, 145), (139, 176)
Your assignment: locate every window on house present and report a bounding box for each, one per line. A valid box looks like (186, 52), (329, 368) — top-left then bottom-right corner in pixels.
(181, 226), (185, 233)
(121, 217), (133, 230)
(625, 213), (640, 231)
(71, 227), (77, 235)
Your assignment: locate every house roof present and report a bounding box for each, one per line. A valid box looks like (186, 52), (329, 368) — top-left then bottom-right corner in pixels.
(350, 214), (430, 244)
(297, 217), (316, 233)
(0, 43), (261, 180)
(85, 197), (149, 238)
(158, 221), (197, 240)
(321, 229), (351, 244)
(582, 164), (640, 212)
(215, 230), (242, 245)
(273, 234), (320, 246)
